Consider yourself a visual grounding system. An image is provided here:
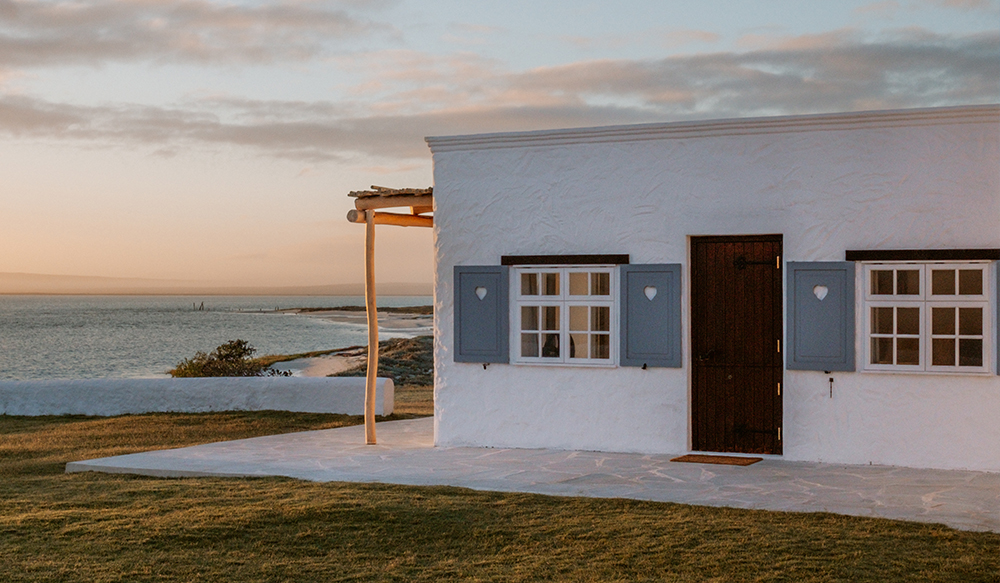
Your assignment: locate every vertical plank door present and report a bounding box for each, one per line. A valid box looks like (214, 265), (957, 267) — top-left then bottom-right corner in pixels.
(691, 235), (783, 454)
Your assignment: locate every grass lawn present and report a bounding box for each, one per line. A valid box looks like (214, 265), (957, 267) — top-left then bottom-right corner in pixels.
(1, 386), (997, 582)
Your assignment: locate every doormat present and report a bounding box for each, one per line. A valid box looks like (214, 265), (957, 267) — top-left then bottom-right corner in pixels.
(670, 454), (762, 466)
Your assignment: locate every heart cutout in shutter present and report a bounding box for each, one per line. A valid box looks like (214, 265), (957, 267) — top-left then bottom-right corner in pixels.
(475, 286), (488, 300)
(644, 286), (657, 301)
(813, 285), (828, 301)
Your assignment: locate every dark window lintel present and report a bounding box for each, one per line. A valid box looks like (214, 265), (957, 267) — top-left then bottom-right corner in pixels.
(846, 249), (1000, 262)
(501, 254), (630, 266)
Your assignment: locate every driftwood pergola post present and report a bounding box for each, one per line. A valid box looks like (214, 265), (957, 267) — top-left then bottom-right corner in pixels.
(347, 186), (433, 445)
(363, 209), (378, 444)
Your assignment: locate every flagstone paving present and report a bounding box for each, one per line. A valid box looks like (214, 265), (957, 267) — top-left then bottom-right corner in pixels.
(67, 417), (1000, 533)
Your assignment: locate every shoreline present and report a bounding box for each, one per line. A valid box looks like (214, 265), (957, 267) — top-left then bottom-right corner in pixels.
(287, 308), (433, 334)
(266, 310), (433, 378)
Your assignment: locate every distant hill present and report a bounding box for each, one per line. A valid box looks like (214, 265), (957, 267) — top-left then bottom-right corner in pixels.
(0, 272), (432, 296)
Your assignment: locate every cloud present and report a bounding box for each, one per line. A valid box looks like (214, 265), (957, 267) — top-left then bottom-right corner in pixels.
(923, 0), (999, 11)
(514, 29), (998, 117)
(855, 0), (999, 17)
(561, 27), (721, 51)
(442, 22), (506, 46)
(0, 29), (995, 162)
(855, 1), (903, 17)
(0, 0), (388, 68)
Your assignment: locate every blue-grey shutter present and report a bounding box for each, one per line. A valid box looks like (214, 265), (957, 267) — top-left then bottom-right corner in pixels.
(786, 262), (855, 371)
(454, 266), (509, 363)
(620, 264), (682, 368)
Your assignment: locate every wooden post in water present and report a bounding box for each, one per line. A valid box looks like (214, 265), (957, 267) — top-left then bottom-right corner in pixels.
(364, 209), (378, 445)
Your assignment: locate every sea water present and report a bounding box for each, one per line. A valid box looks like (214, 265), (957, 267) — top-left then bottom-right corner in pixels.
(0, 295), (431, 380)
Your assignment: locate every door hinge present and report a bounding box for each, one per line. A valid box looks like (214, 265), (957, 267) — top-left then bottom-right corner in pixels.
(778, 427), (782, 441)
(777, 339), (781, 353)
(776, 255), (781, 269)
(777, 382), (781, 396)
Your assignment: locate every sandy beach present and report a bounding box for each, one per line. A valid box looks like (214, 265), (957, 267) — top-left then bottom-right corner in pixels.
(272, 309), (433, 378)
(271, 354), (368, 377)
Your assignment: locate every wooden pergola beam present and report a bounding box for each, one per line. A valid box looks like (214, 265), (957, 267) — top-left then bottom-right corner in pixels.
(347, 209), (433, 228)
(354, 194), (433, 211)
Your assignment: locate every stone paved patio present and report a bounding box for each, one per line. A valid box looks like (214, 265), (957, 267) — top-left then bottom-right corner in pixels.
(67, 417), (1000, 533)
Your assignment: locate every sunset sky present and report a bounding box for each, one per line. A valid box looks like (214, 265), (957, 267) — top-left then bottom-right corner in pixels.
(1, 0), (997, 289)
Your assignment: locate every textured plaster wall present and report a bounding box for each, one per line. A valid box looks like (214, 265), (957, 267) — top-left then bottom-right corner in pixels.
(0, 377), (394, 416)
(430, 110), (1000, 471)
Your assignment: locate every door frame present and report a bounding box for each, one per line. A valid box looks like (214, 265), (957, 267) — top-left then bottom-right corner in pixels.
(688, 234), (784, 455)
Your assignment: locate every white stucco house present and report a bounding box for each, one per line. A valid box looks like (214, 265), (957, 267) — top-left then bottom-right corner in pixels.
(424, 104), (1000, 473)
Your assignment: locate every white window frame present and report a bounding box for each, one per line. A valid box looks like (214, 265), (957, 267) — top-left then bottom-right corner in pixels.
(510, 265), (618, 366)
(862, 261), (993, 374)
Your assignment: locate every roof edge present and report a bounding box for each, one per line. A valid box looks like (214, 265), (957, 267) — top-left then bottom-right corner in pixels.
(424, 104), (1000, 154)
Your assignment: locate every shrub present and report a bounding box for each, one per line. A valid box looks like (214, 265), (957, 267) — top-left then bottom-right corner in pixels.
(170, 339), (292, 377)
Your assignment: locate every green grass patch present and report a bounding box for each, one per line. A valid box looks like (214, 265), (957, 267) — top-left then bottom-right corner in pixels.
(0, 412), (997, 582)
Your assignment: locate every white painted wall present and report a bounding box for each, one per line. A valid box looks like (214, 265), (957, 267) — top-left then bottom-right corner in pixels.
(428, 106), (1000, 472)
(0, 377), (393, 417)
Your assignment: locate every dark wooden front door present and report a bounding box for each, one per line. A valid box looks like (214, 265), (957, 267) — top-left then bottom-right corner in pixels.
(691, 235), (783, 455)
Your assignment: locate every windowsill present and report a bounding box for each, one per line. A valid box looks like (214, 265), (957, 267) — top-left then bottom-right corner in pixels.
(860, 368), (994, 376)
(510, 361), (619, 368)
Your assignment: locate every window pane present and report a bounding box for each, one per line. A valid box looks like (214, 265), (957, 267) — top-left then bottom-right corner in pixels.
(521, 333), (539, 357)
(896, 307), (919, 335)
(591, 272), (610, 296)
(569, 306), (588, 331)
(959, 307), (982, 336)
(896, 338), (920, 365)
(541, 333), (560, 357)
(542, 306), (560, 330)
(897, 270), (920, 295)
(591, 306), (610, 332)
(959, 269), (983, 295)
(959, 339), (983, 367)
(591, 334), (610, 359)
(872, 337), (893, 364)
(569, 272), (588, 296)
(542, 273), (559, 296)
(872, 270), (893, 295)
(932, 338), (956, 366)
(872, 307), (894, 335)
(569, 333), (588, 359)
(931, 269), (955, 295)
(521, 306), (539, 331)
(521, 273), (538, 296)
(932, 307), (955, 335)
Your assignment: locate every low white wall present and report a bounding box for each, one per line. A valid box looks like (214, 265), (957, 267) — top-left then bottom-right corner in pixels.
(784, 370), (1000, 472)
(434, 361), (689, 454)
(0, 377), (393, 417)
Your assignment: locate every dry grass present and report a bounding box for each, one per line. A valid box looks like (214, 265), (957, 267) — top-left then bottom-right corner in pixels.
(0, 407), (997, 582)
(392, 384), (433, 416)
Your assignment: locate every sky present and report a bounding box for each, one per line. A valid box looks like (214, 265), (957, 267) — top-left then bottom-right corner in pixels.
(0, 0), (997, 288)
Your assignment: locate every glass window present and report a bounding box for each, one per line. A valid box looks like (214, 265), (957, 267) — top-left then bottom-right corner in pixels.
(521, 273), (538, 296)
(864, 262), (991, 374)
(513, 266), (617, 365)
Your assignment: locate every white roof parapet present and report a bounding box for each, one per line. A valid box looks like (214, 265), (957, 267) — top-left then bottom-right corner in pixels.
(424, 104), (1000, 153)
